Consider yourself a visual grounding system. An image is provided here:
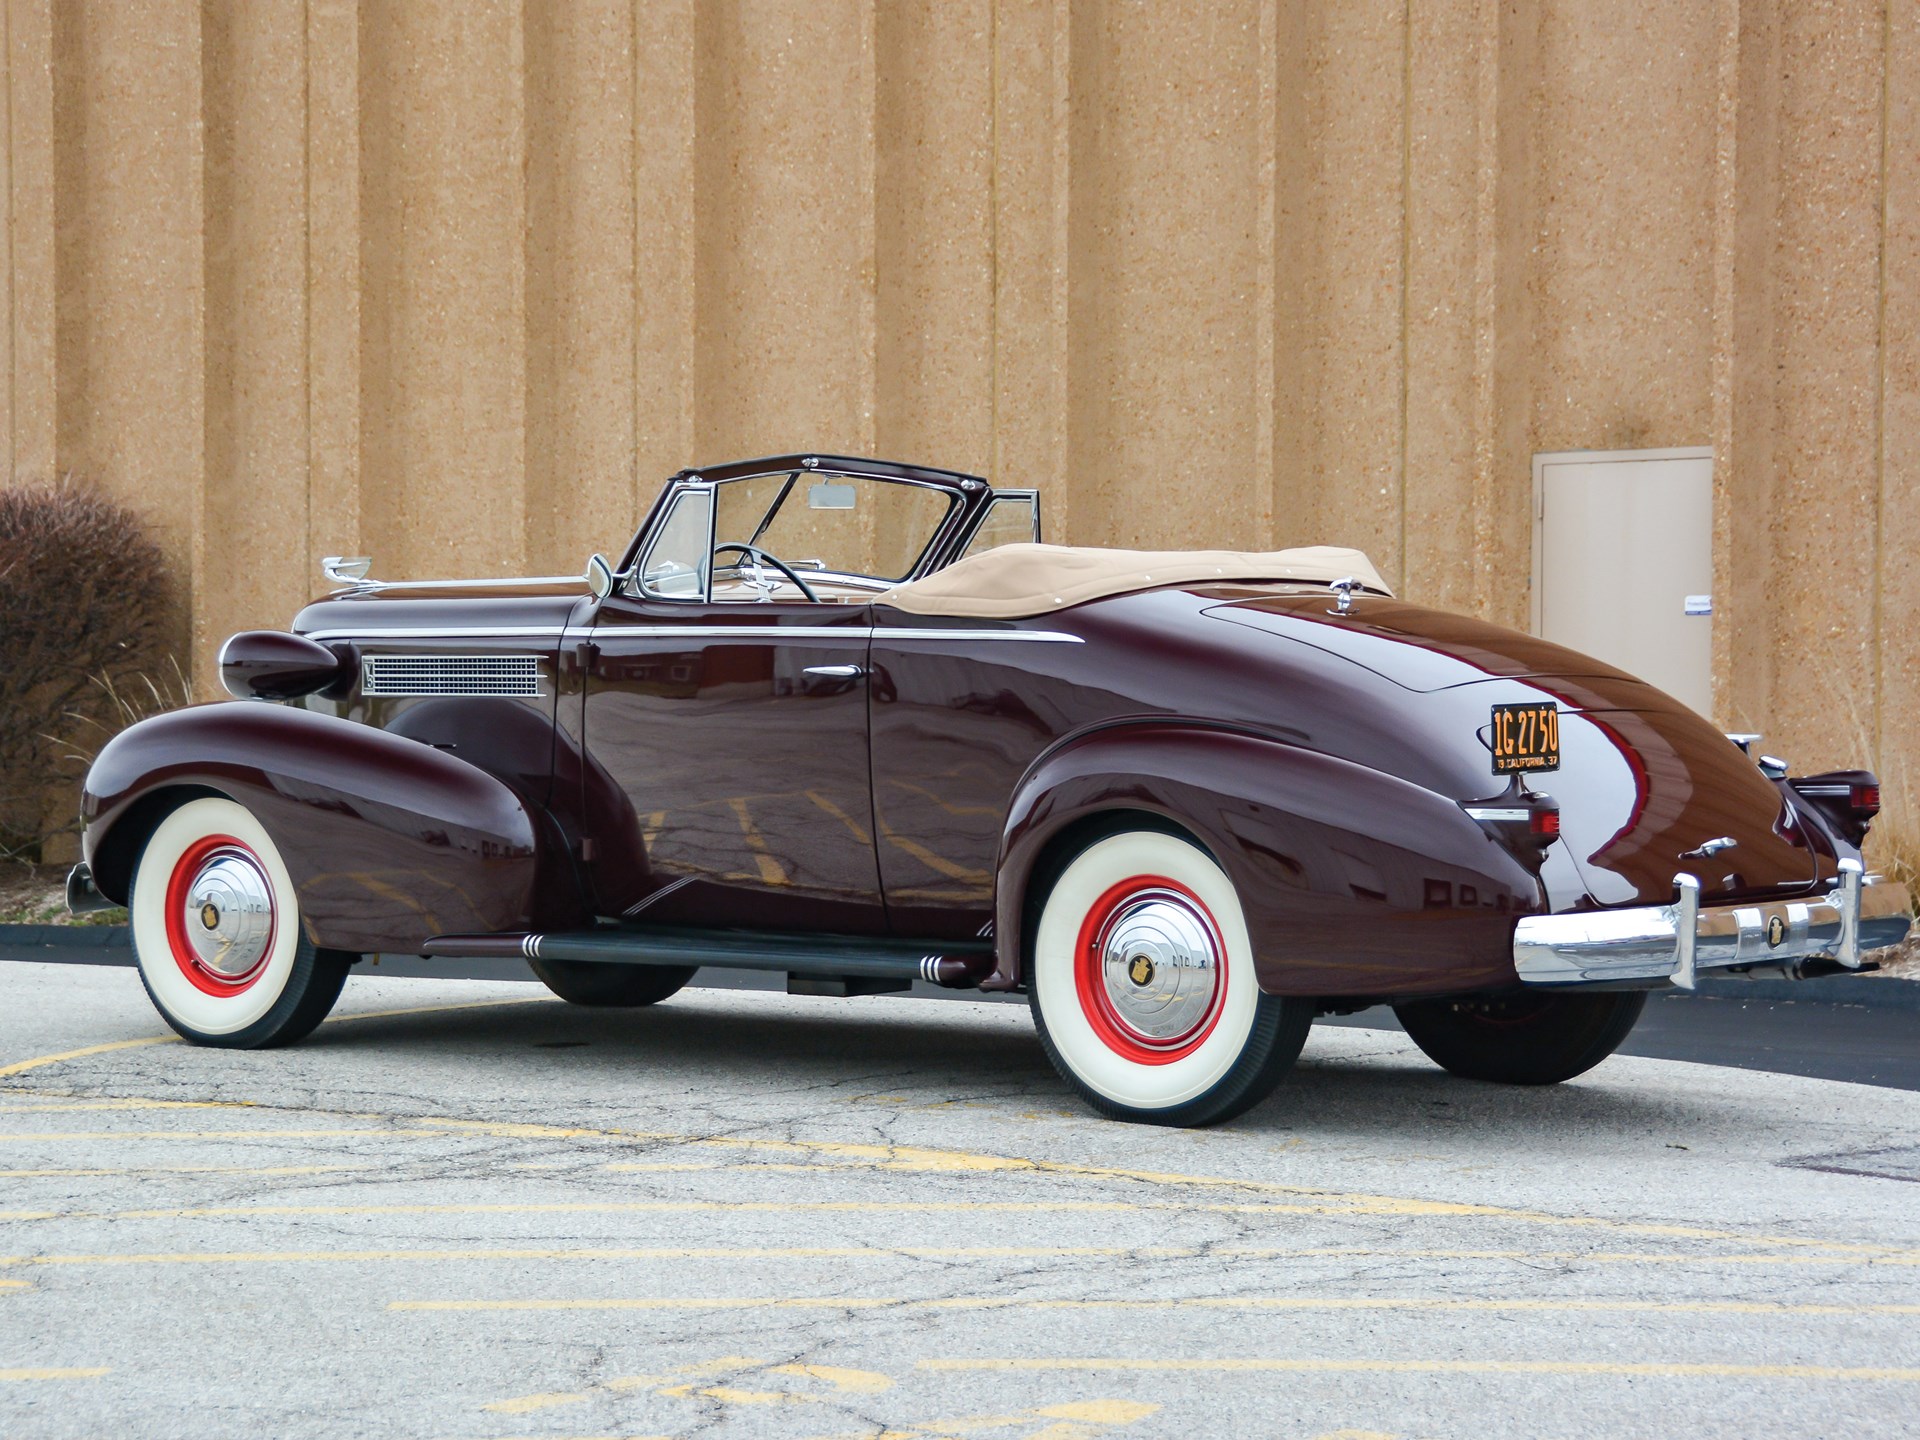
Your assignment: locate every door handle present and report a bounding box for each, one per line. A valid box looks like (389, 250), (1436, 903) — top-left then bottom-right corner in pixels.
(802, 664), (866, 680)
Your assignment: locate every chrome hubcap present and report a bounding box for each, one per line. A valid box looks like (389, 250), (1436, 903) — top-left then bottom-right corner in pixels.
(1097, 890), (1221, 1044)
(182, 851), (274, 979)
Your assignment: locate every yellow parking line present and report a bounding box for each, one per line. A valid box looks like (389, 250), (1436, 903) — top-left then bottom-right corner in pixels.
(0, 1135), (1906, 1261)
(0, 1038), (175, 1079)
(413, 1129), (1920, 1258)
(0, 1028), (1914, 1262)
(386, 1295), (1920, 1318)
(4, 1200), (1195, 1221)
(12, 1197), (1756, 1223)
(484, 1390), (596, 1415)
(0, 1099), (238, 1113)
(0, 995), (543, 1080)
(484, 1358), (895, 1416)
(0, 1246), (1174, 1269)
(0, 1279), (29, 1289)
(3, 1243), (1909, 1272)
(803, 1399), (1163, 1437)
(0, 1130), (431, 1144)
(0, 1368), (108, 1381)
(919, 1358), (1920, 1383)
(0, 1166), (371, 1178)
(1219, 1247), (1918, 1268)
(2, 1196), (1913, 1237)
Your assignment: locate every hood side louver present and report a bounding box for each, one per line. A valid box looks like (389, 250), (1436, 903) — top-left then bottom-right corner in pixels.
(361, 654), (543, 698)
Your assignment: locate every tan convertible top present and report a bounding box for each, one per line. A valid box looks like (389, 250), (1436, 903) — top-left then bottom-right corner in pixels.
(877, 542), (1392, 619)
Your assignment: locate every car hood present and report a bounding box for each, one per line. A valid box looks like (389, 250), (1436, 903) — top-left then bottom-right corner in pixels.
(292, 585), (593, 643)
(1203, 591), (1825, 906)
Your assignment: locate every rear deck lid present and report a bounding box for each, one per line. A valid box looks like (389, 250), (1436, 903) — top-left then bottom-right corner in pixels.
(1207, 592), (1823, 905)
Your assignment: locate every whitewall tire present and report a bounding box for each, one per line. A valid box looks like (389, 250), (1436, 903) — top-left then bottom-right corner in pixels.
(1027, 827), (1312, 1126)
(129, 796), (352, 1048)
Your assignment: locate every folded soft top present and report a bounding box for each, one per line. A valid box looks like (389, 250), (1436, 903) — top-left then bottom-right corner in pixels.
(878, 542), (1392, 619)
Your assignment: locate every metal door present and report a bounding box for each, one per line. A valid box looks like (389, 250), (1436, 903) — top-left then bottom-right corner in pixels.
(1533, 448), (1714, 717)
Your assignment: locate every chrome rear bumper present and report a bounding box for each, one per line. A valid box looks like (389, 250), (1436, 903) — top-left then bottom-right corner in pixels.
(1513, 860), (1913, 988)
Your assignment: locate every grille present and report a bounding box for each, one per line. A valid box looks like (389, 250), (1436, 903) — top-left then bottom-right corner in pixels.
(361, 654), (544, 698)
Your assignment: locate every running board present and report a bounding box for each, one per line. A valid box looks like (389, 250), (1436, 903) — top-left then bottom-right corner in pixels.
(419, 925), (996, 991)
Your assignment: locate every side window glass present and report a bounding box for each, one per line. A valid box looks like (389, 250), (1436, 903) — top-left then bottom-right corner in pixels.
(960, 494), (1040, 561)
(637, 490), (713, 600)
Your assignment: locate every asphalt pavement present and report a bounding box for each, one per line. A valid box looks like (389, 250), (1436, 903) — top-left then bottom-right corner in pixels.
(1, 959), (1917, 1439)
(9, 937), (1919, 1090)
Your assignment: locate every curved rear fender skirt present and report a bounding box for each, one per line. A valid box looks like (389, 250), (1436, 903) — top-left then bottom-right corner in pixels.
(991, 721), (1544, 998)
(81, 703), (539, 954)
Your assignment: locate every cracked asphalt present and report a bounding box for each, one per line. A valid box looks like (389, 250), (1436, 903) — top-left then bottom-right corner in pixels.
(2, 961), (1918, 1439)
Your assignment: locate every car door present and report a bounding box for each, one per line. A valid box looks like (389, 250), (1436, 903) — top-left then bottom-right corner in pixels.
(581, 485), (884, 935)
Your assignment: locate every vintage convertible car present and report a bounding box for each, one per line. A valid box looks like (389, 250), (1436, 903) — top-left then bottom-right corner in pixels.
(71, 455), (1912, 1125)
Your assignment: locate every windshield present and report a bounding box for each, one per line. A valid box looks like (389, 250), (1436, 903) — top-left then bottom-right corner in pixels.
(712, 471), (955, 584)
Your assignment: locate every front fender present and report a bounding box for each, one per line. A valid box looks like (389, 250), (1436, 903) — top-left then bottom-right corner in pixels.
(83, 703), (539, 954)
(991, 720), (1545, 998)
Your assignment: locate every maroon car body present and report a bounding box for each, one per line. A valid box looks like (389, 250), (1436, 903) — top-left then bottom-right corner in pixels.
(74, 454), (1910, 1123)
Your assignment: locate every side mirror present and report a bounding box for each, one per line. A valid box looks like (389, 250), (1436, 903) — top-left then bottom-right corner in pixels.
(587, 553), (618, 600)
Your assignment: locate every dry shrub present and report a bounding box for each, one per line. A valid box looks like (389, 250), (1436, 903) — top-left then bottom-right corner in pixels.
(53, 659), (195, 770)
(1863, 821), (1920, 976)
(0, 480), (172, 860)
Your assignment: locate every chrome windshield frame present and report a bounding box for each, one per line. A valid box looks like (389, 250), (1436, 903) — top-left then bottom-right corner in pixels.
(617, 456), (987, 600)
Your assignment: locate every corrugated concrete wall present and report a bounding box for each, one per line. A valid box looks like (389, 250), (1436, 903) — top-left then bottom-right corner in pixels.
(2, 0), (1916, 842)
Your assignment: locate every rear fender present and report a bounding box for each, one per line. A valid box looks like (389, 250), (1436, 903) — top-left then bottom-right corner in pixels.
(992, 720), (1545, 998)
(83, 703), (539, 954)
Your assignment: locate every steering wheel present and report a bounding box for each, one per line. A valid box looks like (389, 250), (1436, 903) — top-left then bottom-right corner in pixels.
(712, 542), (820, 604)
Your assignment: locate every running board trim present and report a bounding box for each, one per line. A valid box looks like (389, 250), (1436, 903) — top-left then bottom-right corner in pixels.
(420, 926), (995, 990)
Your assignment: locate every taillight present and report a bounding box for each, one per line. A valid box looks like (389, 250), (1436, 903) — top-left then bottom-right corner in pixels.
(1464, 791), (1560, 862)
(1788, 770), (1881, 845)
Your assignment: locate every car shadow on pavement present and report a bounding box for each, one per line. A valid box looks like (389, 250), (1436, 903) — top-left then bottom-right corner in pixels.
(1264, 1049), (1701, 1140)
(295, 988), (1700, 1141)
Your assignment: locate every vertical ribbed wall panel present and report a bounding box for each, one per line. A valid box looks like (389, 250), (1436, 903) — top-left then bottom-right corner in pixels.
(0, 0), (1913, 843)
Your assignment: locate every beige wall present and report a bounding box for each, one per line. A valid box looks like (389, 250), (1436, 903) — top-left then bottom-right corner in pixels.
(3, 0), (1916, 841)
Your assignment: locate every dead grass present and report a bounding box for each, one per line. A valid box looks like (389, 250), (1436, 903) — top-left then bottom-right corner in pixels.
(50, 660), (194, 773)
(1864, 823), (1920, 977)
(0, 860), (123, 927)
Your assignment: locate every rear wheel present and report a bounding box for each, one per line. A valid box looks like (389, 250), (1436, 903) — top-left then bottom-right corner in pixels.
(527, 959), (696, 1007)
(129, 796), (352, 1048)
(1392, 990), (1647, 1085)
(1027, 828), (1312, 1127)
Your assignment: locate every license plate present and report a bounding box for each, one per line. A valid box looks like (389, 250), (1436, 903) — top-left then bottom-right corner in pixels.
(1490, 701), (1560, 774)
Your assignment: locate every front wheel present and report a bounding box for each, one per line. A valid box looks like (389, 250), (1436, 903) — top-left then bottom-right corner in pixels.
(129, 796), (353, 1048)
(1392, 990), (1647, 1085)
(1028, 828), (1312, 1127)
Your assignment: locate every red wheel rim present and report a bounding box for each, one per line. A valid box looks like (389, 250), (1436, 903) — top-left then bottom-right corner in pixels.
(162, 834), (277, 997)
(1072, 873), (1228, 1065)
